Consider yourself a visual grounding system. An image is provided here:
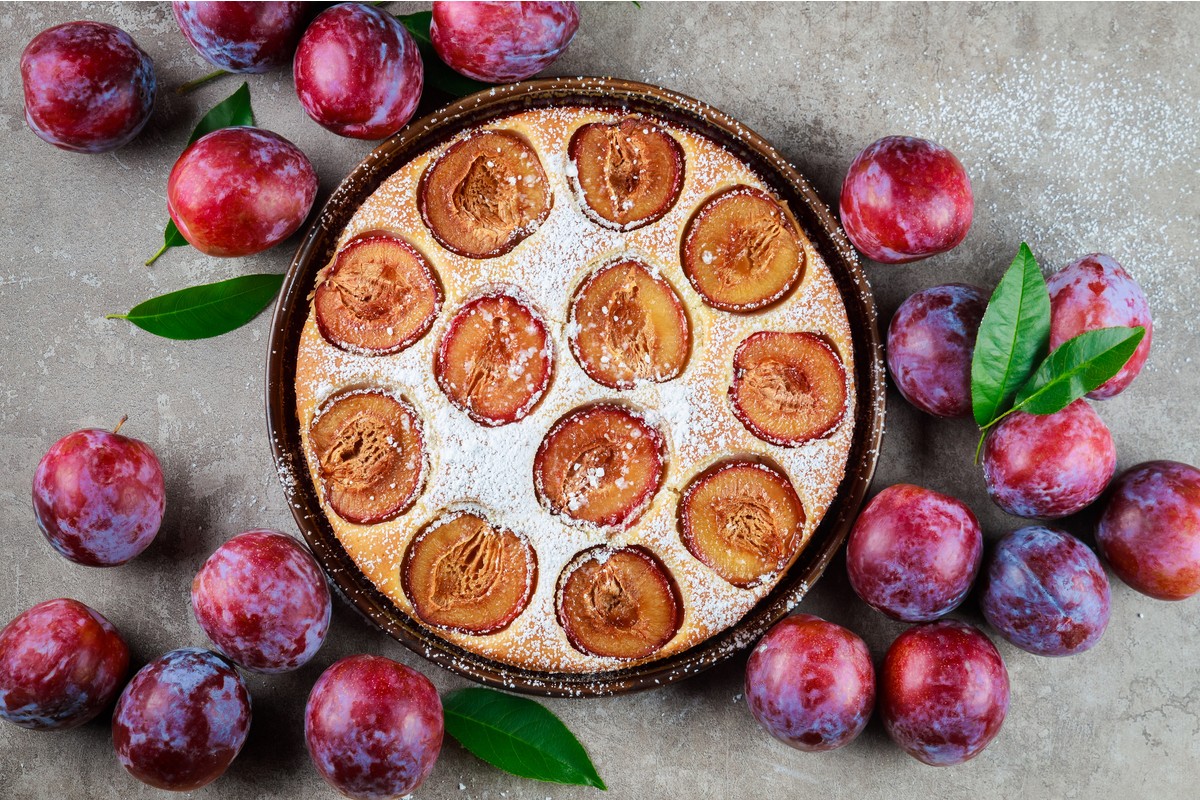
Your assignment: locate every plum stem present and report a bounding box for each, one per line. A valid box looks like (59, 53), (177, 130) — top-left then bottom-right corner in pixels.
(113, 415), (128, 435)
(145, 242), (169, 267)
(176, 69), (229, 96)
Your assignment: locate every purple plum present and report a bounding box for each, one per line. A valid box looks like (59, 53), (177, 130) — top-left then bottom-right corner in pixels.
(20, 21), (155, 153)
(1097, 460), (1200, 600)
(430, 1), (581, 83)
(846, 484), (983, 622)
(305, 655), (443, 800)
(33, 425), (165, 567)
(745, 614), (875, 752)
(173, 2), (309, 73)
(112, 648), (251, 791)
(983, 399), (1116, 519)
(981, 526), (1111, 656)
(192, 529), (331, 673)
(880, 621), (1009, 766)
(0, 598), (129, 731)
(887, 284), (987, 417)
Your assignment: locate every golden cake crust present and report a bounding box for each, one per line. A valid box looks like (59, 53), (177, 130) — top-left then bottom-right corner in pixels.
(295, 105), (856, 674)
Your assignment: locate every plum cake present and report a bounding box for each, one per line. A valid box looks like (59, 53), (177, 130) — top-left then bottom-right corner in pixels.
(295, 105), (857, 674)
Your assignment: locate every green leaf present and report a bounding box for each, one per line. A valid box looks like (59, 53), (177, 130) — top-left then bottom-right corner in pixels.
(970, 242), (1051, 427)
(106, 273), (284, 339)
(147, 83), (256, 265)
(397, 11), (492, 97)
(1011, 326), (1145, 415)
(443, 688), (606, 790)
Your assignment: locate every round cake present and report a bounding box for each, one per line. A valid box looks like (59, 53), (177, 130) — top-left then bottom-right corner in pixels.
(294, 105), (857, 674)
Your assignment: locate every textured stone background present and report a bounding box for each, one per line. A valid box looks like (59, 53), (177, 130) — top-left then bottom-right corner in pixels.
(1, 2), (1198, 798)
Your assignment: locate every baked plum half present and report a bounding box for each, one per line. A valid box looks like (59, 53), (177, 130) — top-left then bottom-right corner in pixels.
(310, 390), (426, 525)
(435, 292), (553, 427)
(679, 459), (805, 588)
(730, 331), (848, 447)
(534, 404), (666, 531)
(682, 186), (805, 311)
(569, 258), (690, 389)
(314, 231), (442, 355)
(419, 130), (552, 258)
(557, 546), (682, 659)
(568, 118), (684, 230)
(402, 510), (536, 635)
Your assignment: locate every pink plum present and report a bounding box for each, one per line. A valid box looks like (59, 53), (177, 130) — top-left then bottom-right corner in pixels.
(1097, 460), (1200, 600)
(745, 614), (874, 752)
(1048, 253), (1153, 399)
(983, 400), (1116, 519)
(192, 529), (331, 673)
(112, 648), (251, 791)
(431, 1), (581, 83)
(167, 126), (318, 257)
(0, 599), (129, 731)
(173, 1), (309, 73)
(305, 655), (443, 800)
(839, 136), (973, 264)
(33, 425), (165, 567)
(293, 3), (424, 139)
(887, 283), (987, 417)
(880, 621), (1009, 766)
(846, 484), (983, 622)
(20, 21), (156, 153)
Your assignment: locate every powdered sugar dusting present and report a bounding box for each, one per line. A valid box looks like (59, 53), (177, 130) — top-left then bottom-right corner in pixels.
(292, 105), (856, 674)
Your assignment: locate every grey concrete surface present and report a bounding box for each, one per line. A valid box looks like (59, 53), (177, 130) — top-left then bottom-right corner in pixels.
(2, 2), (1198, 798)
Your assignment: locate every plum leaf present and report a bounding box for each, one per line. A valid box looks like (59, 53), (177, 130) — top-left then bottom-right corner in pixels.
(443, 687), (606, 789)
(1011, 326), (1145, 415)
(107, 273), (283, 339)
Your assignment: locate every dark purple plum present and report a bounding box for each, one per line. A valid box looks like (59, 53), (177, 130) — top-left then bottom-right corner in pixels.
(192, 530), (331, 673)
(981, 526), (1111, 656)
(112, 648), (251, 791)
(839, 136), (973, 264)
(20, 21), (155, 153)
(173, 2), (308, 73)
(881, 621), (1009, 766)
(1048, 254), (1152, 400)
(1097, 460), (1200, 600)
(846, 484), (982, 622)
(745, 614), (874, 752)
(305, 655), (443, 800)
(887, 284), (987, 418)
(293, 3), (424, 140)
(33, 425), (165, 567)
(430, 1), (580, 83)
(167, 126), (318, 257)
(983, 400), (1116, 519)
(0, 599), (129, 731)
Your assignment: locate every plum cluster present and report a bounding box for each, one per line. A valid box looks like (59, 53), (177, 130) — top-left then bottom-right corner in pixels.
(744, 128), (1197, 769)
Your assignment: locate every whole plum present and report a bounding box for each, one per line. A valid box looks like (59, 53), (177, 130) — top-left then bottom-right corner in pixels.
(0, 598), (129, 731)
(881, 621), (1009, 766)
(305, 655), (443, 800)
(1097, 460), (1200, 600)
(1048, 253), (1153, 399)
(981, 526), (1111, 656)
(173, 2), (309, 73)
(745, 614), (874, 752)
(293, 3), (423, 139)
(887, 283), (987, 417)
(431, 1), (581, 83)
(192, 529), (331, 673)
(33, 425), (165, 567)
(983, 400), (1116, 519)
(839, 136), (973, 264)
(112, 648), (251, 791)
(846, 484), (982, 622)
(167, 126), (318, 257)
(20, 21), (155, 153)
